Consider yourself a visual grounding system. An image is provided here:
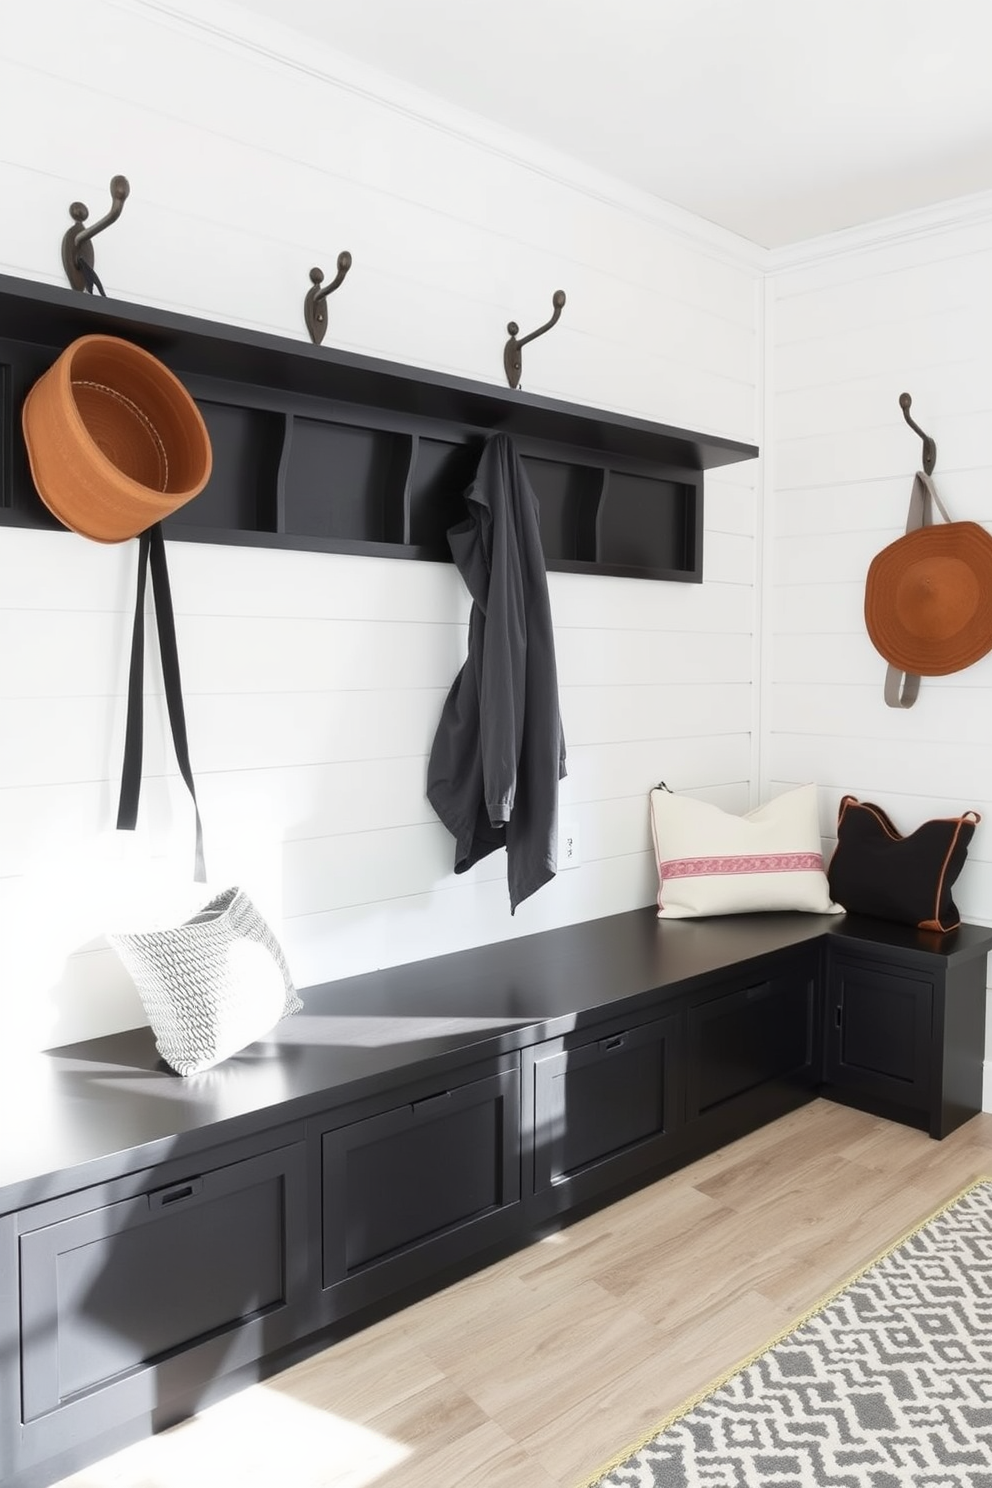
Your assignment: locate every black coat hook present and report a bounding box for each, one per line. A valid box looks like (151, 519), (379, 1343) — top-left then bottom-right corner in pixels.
(61, 174), (130, 293)
(504, 289), (566, 389)
(304, 252), (353, 345)
(899, 392), (937, 476)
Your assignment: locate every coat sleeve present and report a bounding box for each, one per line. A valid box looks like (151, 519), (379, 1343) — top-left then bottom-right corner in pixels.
(472, 437), (527, 825)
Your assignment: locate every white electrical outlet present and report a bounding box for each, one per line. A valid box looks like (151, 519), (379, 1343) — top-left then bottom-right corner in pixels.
(559, 820), (581, 869)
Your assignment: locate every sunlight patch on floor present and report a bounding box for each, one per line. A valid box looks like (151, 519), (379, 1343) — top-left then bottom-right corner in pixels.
(58, 1383), (412, 1488)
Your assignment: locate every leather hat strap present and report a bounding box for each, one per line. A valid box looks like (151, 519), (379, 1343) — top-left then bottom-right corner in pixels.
(883, 471), (954, 710)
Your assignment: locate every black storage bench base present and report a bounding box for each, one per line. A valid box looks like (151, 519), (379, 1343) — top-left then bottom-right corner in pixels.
(1, 907), (989, 1488)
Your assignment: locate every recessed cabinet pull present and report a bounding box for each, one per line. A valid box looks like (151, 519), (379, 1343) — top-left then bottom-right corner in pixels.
(148, 1175), (203, 1210)
(600, 1032), (626, 1053)
(61, 174), (130, 293)
(304, 251), (353, 345)
(412, 1090), (452, 1116)
(746, 982), (773, 1000)
(503, 289), (566, 389)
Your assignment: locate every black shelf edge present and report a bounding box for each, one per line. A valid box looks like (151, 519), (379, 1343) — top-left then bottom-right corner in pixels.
(546, 558), (702, 583)
(161, 524), (451, 564)
(0, 274), (759, 473)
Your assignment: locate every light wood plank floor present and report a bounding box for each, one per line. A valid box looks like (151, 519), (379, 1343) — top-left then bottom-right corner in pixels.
(54, 1099), (992, 1488)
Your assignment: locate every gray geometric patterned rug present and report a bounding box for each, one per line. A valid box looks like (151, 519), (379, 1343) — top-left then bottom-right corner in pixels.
(580, 1177), (992, 1487)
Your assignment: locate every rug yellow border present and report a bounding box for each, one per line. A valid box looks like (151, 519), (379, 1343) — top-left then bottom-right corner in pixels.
(574, 1174), (991, 1488)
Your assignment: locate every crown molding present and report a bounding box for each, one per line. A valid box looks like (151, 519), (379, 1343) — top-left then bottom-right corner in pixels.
(120, 0), (767, 274)
(765, 188), (992, 273)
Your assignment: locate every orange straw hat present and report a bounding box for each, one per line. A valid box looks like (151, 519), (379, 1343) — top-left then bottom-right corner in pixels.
(864, 520), (992, 676)
(21, 334), (212, 543)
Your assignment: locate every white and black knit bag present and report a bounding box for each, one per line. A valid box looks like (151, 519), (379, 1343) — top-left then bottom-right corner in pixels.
(109, 887), (302, 1076)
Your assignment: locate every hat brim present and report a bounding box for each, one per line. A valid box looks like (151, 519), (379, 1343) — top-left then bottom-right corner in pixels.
(865, 521), (992, 676)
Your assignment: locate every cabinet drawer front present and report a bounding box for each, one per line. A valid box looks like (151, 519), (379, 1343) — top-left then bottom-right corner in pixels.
(687, 966), (816, 1119)
(530, 1013), (681, 1195)
(321, 1066), (520, 1292)
(19, 1143), (305, 1424)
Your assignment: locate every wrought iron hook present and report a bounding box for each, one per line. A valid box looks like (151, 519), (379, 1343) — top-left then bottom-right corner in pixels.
(61, 174), (130, 293)
(304, 252), (353, 345)
(899, 392), (937, 476)
(504, 289), (566, 389)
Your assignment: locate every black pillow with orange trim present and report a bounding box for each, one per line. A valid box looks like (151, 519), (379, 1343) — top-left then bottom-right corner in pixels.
(826, 795), (980, 932)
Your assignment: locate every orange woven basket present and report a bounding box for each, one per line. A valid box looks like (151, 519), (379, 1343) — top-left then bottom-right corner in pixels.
(21, 334), (212, 543)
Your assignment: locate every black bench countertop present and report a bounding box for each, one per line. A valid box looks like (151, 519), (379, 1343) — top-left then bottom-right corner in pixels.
(3, 907), (988, 1211)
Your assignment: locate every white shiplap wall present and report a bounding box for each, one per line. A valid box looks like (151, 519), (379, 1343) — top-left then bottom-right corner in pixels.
(0, 0), (761, 1052)
(765, 212), (992, 1086)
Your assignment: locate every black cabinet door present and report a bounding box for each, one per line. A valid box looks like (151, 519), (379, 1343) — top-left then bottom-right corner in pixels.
(523, 1011), (682, 1214)
(686, 956), (818, 1121)
(824, 954), (933, 1118)
(320, 1060), (520, 1318)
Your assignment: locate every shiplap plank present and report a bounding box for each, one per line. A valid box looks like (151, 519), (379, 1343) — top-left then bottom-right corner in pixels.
(775, 412), (992, 491)
(705, 475), (758, 537)
(197, 757), (437, 841)
(566, 736), (751, 800)
(563, 683), (752, 747)
(766, 730), (992, 808)
(771, 529), (881, 586)
(549, 572), (754, 633)
(772, 579), (872, 636)
(185, 688), (447, 772)
(772, 471), (992, 538)
(702, 530), (755, 584)
(775, 249), (992, 345)
(774, 361), (992, 442)
(771, 631), (889, 684)
(0, 610), (469, 698)
(768, 680), (992, 742)
(773, 306), (988, 395)
(554, 629), (751, 688)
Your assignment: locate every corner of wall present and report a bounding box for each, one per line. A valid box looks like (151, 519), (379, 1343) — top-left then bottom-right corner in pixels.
(752, 271), (773, 808)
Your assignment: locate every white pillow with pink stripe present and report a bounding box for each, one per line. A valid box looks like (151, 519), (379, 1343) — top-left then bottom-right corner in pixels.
(649, 783), (842, 919)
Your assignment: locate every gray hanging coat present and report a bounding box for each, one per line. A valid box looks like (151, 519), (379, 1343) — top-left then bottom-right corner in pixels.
(427, 433), (567, 913)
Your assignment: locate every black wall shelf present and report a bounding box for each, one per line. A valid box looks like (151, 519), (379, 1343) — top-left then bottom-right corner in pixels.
(0, 273), (759, 581)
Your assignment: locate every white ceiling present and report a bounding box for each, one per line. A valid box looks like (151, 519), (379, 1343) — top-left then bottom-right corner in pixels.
(228, 0), (992, 247)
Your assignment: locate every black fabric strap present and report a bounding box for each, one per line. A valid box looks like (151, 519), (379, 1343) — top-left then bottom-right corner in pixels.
(116, 523), (207, 882)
